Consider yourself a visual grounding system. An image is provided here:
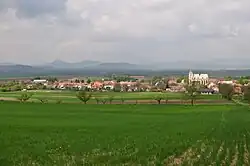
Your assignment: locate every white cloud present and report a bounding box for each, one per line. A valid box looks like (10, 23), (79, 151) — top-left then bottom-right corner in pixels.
(0, 0), (250, 66)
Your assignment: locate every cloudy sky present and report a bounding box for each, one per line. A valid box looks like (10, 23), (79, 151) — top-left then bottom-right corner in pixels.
(0, 0), (250, 66)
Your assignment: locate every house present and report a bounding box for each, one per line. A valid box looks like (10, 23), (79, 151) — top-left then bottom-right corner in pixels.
(129, 76), (145, 80)
(33, 79), (48, 84)
(188, 70), (209, 85)
(103, 81), (116, 90)
(91, 81), (103, 90)
(199, 88), (215, 95)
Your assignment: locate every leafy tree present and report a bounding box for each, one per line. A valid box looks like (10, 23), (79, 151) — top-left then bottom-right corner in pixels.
(238, 77), (249, 85)
(219, 83), (234, 100)
(108, 96), (114, 104)
(38, 98), (48, 104)
(56, 99), (63, 104)
(184, 82), (200, 106)
(120, 96), (125, 104)
(164, 94), (169, 104)
(224, 76), (233, 81)
(17, 92), (33, 103)
(87, 79), (92, 84)
(151, 76), (162, 86)
(76, 91), (92, 104)
(154, 94), (164, 104)
(94, 97), (101, 104)
(113, 83), (121, 92)
(101, 98), (107, 104)
(243, 85), (250, 104)
(47, 77), (58, 83)
(177, 78), (183, 83)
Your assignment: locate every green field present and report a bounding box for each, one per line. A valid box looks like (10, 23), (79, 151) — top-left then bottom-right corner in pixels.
(0, 91), (222, 103)
(0, 102), (250, 165)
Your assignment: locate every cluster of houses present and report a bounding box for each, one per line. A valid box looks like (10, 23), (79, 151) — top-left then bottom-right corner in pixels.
(17, 70), (249, 94)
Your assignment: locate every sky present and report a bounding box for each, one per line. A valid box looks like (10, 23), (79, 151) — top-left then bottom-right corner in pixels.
(0, 0), (250, 66)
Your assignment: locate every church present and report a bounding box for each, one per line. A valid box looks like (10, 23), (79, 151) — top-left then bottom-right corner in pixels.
(188, 70), (209, 85)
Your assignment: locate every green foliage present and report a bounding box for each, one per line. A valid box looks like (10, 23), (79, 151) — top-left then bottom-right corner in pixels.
(219, 83), (234, 100)
(17, 92), (33, 102)
(113, 83), (121, 92)
(243, 85), (250, 104)
(184, 82), (201, 105)
(76, 91), (92, 104)
(238, 77), (249, 85)
(224, 76), (233, 81)
(37, 98), (48, 104)
(87, 79), (92, 84)
(55, 99), (63, 104)
(120, 96), (125, 104)
(154, 94), (164, 104)
(108, 95), (115, 104)
(94, 97), (101, 104)
(101, 98), (107, 104)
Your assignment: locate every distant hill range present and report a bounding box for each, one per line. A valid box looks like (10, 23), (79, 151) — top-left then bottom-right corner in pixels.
(43, 60), (149, 70)
(1, 59), (250, 78)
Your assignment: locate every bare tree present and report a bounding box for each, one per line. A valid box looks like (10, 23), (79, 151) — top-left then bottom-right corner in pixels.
(76, 91), (92, 104)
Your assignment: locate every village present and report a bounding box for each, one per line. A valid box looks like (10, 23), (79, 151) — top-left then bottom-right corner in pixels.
(0, 70), (248, 95)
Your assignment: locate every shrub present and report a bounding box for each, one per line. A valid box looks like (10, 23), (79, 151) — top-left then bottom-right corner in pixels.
(76, 91), (92, 104)
(38, 98), (48, 104)
(17, 92), (33, 103)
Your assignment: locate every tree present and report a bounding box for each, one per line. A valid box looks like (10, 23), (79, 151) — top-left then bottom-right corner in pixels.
(17, 92), (33, 103)
(76, 91), (92, 104)
(94, 97), (101, 104)
(87, 79), (92, 84)
(38, 98), (48, 104)
(120, 96), (125, 104)
(243, 85), (250, 104)
(164, 94), (169, 104)
(113, 83), (121, 92)
(184, 82), (200, 106)
(224, 76), (232, 81)
(154, 94), (164, 104)
(108, 96), (114, 104)
(238, 77), (249, 85)
(151, 76), (162, 85)
(219, 83), (234, 100)
(101, 98), (107, 104)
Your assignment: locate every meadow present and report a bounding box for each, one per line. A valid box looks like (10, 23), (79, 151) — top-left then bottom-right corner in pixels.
(0, 102), (250, 165)
(0, 91), (223, 104)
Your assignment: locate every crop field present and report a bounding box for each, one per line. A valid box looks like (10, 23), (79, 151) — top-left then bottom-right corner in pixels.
(0, 91), (222, 104)
(0, 102), (250, 165)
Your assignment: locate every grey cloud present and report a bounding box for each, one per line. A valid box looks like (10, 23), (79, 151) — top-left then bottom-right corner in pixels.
(1, 0), (250, 67)
(0, 0), (67, 18)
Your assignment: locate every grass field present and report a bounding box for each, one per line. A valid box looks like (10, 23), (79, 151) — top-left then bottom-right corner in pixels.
(0, 91), (222, 103)
(0, 102), (250, 165)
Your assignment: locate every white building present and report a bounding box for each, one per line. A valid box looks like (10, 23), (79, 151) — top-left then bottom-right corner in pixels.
(33, 79), (48, 84)
(188, 70), (209, 85)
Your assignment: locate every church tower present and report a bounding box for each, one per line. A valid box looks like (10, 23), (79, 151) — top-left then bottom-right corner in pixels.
(188, 70), (193, 84)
